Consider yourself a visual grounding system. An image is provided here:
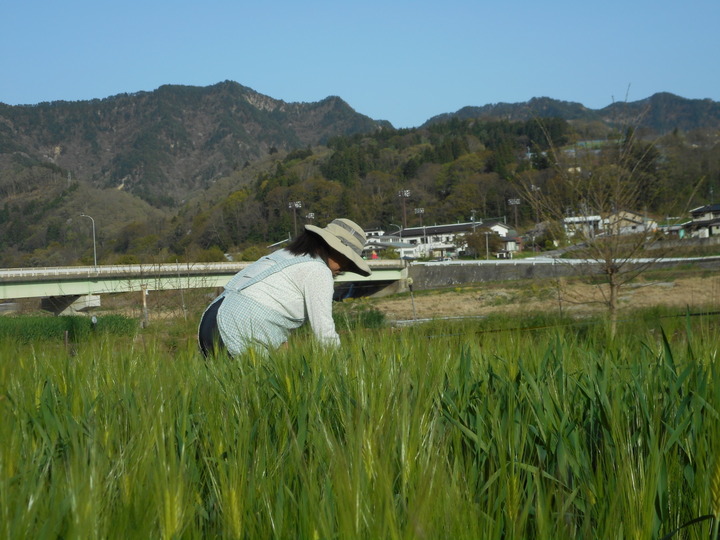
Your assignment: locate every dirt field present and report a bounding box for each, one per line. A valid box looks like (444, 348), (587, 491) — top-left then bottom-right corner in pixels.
(370, 274), (720, 322)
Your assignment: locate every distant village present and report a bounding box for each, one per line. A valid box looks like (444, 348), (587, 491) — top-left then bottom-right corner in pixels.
(361, 203), (720, 260)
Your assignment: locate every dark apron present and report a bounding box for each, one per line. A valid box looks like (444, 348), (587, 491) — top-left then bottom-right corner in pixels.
(198, 296), (225, 358)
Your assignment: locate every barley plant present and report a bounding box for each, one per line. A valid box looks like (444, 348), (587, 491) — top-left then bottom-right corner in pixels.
(1, 308), (720, 539)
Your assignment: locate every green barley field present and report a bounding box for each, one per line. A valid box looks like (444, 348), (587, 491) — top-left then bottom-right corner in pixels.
(2, 303), (720, 539)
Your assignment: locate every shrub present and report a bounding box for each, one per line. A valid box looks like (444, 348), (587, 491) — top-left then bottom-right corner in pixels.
(333, 299), (386, 330)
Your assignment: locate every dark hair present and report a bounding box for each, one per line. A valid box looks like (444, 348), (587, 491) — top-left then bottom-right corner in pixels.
(287, 230), (353, 271)
(287, 230), (332, 264)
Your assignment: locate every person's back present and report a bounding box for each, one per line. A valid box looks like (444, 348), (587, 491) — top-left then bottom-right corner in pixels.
(218, 250), (337, 355)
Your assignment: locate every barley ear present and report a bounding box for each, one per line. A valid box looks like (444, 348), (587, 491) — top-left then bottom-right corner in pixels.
(713, 455), (720, 518)
(711, 455), (720, 540)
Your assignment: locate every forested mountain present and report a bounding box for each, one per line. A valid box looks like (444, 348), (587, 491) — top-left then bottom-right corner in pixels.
(0, 81), (389, 207)
(1, 82), (719, 268)
(426, 93), (720, 135)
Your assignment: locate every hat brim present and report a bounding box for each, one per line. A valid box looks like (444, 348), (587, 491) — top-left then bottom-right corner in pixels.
(305, 224), (371, 277)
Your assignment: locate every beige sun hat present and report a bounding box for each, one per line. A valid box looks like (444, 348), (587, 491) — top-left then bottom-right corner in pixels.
(305, 218), (371, 276)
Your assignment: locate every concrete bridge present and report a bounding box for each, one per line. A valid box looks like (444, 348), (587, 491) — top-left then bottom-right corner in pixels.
(0, 260), (408, 314)
(3, 255), (718, 315)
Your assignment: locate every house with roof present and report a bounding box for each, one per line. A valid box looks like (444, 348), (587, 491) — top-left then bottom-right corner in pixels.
(563, 215), (603, 238)
(364, 219), (518, 259)
(604, 210), (657, 235)
(563, 209), (657, 238)
(684, 204), (720, 238)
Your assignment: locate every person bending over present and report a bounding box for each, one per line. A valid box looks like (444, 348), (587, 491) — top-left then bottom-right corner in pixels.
(198, 218), (371, 358)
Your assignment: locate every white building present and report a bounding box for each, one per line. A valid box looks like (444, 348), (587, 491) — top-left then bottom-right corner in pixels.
(604, 210), (657, 235)
(685, 204), (720, 238)
(364, 220), (517, 259)
(563, 215), (603, 238)
(563, 210), (658, 239)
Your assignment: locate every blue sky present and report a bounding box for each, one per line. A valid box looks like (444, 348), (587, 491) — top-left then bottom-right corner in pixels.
(2, 0), (718, 128)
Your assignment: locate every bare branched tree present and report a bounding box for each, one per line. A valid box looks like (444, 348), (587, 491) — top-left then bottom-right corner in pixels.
(518, 116), (702, 336)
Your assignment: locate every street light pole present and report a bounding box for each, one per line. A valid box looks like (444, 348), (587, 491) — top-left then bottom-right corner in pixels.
(79, 213), (97, 268)
(288, 201), (302, 236)
(414, 207), (426, 255)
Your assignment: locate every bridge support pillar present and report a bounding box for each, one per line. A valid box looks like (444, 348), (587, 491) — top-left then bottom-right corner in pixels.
(370, 279), (409, 297)
(41, 295), (101, 315)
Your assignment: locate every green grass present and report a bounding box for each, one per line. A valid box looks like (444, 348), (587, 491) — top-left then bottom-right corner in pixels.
(2, 309), (720, 538)
(0, 314), (137, 343)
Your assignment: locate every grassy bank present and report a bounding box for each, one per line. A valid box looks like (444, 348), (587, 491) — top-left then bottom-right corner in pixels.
(1, 309), (720, 538)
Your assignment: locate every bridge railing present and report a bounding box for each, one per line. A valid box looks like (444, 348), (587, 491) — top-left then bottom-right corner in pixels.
(0, 259), (408, 282)
(0, 263), (256, 282)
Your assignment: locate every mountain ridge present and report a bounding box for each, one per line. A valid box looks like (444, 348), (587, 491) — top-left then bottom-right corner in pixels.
(424, 92), (720, 133)
(0, 81), (390, 206)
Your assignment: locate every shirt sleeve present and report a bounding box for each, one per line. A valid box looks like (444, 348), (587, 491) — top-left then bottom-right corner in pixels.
(302, 264), (341, 348)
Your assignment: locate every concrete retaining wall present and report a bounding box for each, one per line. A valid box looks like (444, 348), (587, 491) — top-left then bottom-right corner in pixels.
(408, 260), (587, 290)
(406, 257), (720, 291)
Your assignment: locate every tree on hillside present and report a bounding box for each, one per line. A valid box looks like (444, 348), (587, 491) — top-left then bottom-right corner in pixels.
(656, 129), (720, 211)
(463, 228), (503, 259)
(519, 124), (701, 336)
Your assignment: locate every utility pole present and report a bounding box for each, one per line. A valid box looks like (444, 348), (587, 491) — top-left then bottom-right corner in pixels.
(398, 189), (410, 229)
(508, 198), (520, 230)
(530, 184), (541, 224)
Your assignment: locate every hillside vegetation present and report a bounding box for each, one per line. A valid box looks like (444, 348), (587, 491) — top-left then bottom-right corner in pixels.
(1, 83), (719, 267)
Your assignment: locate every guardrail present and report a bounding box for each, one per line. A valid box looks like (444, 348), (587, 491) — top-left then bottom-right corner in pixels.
(0, 259), (407, 282)
(413, 255), (720, 266)
(0, 262), (248, 281)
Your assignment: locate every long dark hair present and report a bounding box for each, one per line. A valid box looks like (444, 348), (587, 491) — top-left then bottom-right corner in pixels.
(286, 230), (332, 265)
